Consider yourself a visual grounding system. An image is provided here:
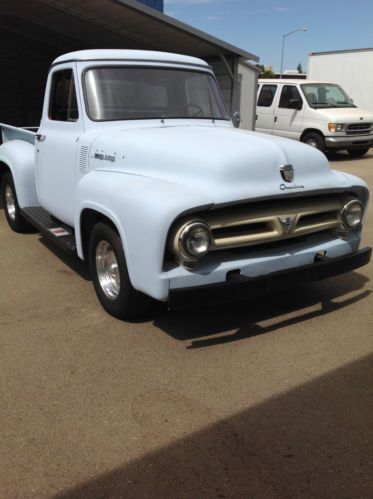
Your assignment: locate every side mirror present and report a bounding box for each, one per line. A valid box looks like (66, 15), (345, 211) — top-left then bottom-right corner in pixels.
(288, 98), (303, 110)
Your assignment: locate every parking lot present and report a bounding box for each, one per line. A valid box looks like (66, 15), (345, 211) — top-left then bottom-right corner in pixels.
(1, 150), (372, 498)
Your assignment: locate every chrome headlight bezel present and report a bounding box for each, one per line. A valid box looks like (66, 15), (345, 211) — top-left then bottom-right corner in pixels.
(178, 220), (212, 260)
(340, 199), (364, 230)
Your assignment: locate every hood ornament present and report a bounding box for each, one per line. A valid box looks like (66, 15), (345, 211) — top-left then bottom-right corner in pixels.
(279, 215), (297, 232)
(280, 164), (294, 183)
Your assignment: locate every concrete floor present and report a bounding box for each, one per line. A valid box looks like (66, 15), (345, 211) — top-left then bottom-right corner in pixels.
(0, 150), (372, 498)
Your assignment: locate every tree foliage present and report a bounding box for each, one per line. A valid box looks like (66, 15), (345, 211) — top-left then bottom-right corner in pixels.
(256, 64), (275, 79)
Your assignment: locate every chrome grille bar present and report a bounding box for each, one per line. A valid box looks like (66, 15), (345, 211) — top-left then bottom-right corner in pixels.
(205, 198), (342, 251)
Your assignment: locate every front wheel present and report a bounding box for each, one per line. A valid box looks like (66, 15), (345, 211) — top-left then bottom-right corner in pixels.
(347, 148), (369, 158)
(1, 171), (32, 232)
(301, 132), (326, 153)
(89, 223), (151, 319)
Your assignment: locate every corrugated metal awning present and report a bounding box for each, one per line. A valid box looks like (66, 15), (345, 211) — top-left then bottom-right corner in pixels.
(0, 0), (258, 61)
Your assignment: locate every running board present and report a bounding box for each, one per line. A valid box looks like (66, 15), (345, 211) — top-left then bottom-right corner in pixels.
(21, 207), (76, 253)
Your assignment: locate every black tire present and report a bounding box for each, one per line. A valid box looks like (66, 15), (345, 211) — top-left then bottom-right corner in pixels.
(1, 171), (32, 232)
(301, 132), (326, 153)
(89, 222), (151, 319)
(347, 148), (369, 158)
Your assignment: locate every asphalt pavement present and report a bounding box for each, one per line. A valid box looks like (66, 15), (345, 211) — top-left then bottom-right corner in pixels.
(0, 150), (372, 498)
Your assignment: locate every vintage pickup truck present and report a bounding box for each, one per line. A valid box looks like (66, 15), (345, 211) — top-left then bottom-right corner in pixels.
(0, 49), (371, 318)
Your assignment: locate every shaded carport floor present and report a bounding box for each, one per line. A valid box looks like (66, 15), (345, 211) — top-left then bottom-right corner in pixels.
(53, 353), (373, 499)
(0, 152), (372, 498)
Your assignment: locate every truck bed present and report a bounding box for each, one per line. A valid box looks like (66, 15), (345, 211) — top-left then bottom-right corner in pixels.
(0, 123), (37, 145)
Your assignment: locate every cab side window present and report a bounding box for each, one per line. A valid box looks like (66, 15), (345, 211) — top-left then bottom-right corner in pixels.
(279, 85), (302, 109)
(49, 69), (79, 122)
(257, 84), (277, 107)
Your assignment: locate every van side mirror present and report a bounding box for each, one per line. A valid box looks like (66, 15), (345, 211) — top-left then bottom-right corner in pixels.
(288, 98), (303, 110)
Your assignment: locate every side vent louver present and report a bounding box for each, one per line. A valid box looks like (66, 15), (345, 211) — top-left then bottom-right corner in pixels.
(79, 146), (89, 174)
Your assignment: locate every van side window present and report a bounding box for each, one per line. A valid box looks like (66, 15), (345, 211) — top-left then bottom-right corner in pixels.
(257, 84), (277, 107)
(49, 69), (79, 122)
(279, 85), (302, 109)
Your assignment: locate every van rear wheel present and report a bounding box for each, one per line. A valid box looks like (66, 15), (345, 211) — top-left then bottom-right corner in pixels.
(89, 222), (151, 319)
(302, 132), (326, 153)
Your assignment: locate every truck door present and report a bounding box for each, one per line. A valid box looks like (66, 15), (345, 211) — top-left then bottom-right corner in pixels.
(272, 84), (305, 139)
(35, 65), (83, 227)
(255, 83), (278, 134)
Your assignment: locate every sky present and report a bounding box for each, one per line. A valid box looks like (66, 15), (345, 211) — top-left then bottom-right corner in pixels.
(163, 0), (373, 72)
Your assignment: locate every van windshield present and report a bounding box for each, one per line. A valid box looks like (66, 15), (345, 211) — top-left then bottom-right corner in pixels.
(84, 67), (230, 121)
(301, 83), (356, 109)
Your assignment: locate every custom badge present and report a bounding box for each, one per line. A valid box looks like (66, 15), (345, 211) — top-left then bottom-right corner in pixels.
(278, 215), (297, 232)
(280, 164), (294, 183)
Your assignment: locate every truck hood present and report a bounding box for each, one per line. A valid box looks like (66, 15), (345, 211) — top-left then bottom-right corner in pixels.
(89, 125), (353, 205)
(313, 106), (373, 122)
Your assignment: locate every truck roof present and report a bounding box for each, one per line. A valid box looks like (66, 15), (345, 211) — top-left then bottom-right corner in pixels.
(52, 49), (209, 68)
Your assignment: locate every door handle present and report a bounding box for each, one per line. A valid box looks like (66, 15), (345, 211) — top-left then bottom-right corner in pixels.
(274, 116), (278, 123)
(35, 134), (46, 142)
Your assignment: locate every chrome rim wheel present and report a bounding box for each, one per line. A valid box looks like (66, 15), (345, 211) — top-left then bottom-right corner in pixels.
(95, 240), (121, 300)
(306, 138), (318, 148)
(5, 184), (16, 221)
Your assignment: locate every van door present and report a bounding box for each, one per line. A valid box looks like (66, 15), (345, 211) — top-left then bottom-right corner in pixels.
(272, 84), (304, 139)
(256, 83), (278, 134)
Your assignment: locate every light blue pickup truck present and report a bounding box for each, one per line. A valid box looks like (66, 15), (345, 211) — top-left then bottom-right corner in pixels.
(0, 49), (371, 318)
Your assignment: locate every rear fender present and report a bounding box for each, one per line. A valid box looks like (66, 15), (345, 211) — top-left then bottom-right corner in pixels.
(0, 140), (39, 207)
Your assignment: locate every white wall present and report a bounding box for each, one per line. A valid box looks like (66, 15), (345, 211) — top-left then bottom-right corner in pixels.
(238, 62), (258, 130)
(308, 50), (373, 112)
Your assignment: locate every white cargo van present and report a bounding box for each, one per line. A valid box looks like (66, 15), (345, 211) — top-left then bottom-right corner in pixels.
(256, 79), (373, 157)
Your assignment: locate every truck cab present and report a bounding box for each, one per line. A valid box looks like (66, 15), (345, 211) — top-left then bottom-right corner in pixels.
(256, 79), (373, 157)
(0, 50), (371, 319)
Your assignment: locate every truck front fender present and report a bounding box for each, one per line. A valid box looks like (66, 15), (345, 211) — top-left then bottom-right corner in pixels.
(75, 171), (213, 300)
(0, 140), (39, 207)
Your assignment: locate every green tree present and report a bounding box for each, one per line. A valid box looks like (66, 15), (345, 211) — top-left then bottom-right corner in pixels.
(256, 64), (275, 79)
(297, 62), (303, 74)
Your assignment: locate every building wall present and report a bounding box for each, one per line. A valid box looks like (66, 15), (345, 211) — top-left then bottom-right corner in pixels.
(238, 62), (258, 130)
(308, 50), (373, 112)
(135, 0), (164, 11)
(0, 30), (54, 127)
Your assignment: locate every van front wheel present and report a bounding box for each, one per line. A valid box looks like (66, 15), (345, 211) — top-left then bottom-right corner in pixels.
(302, 132), (326, 153)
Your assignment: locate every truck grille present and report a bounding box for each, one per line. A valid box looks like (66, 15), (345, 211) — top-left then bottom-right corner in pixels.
(346, 123), (372, 135)
(204, 197), (343, 251)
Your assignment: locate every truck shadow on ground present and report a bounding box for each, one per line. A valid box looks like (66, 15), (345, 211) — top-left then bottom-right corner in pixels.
(54, 353), (373, 499)
(36, 233), (371, 349)
(39, 236), (91, 280)
(153, 272), (371, 348)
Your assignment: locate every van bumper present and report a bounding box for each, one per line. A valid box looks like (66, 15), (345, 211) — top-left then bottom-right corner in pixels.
(325, 135), (373, 150)
(168, 247), (372, 310)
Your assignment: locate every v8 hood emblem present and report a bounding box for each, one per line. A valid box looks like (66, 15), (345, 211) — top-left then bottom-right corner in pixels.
(279, 215), (297, 232)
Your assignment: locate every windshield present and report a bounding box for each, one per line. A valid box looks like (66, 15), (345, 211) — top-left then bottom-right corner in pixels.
(84, 67), (230, 121)
(301, 83), (356, 109)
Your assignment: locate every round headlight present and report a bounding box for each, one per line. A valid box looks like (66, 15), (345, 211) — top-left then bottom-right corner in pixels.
(179, 221), (212, 258)
(341, 200), (363, 229)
